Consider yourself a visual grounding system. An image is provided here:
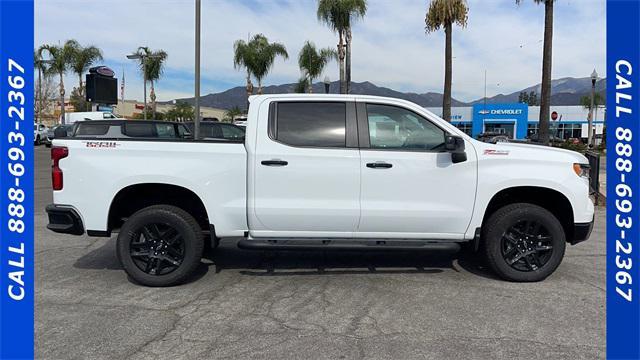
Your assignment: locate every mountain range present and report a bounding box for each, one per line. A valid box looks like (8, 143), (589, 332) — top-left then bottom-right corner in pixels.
(167, 77), (606, 110)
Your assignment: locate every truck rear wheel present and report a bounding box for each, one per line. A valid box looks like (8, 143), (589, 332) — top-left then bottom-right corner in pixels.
(116, 205), (204, 287)
(483, 203), (566, 282)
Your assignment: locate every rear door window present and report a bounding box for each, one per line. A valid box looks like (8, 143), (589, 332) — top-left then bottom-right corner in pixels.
(274, 102), (346, 147)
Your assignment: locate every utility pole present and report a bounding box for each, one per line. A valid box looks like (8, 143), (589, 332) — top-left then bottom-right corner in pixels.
(194, 0), (201, 139)
(588, 69), (598, 148)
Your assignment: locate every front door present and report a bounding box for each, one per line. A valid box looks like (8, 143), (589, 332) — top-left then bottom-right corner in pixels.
(251, 100), (361, 238)
(357, 103), (477, 239)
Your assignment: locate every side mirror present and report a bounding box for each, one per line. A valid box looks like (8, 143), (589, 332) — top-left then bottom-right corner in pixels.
(53, 127), (68, 138)
(445, 135), (467, 163)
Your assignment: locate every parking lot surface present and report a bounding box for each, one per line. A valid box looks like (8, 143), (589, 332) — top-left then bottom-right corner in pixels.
(35, 146), (605, 359)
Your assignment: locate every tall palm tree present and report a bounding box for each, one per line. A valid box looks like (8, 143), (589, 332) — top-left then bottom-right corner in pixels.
(135, 46), (168, 119)
(233, 37), (257, 109)
(71, 44), (103, 98)
(34, 48), (50, 123)
(298, 41), (337, 93)
(425, 0), (468, 122)
(517, 0), (554, 144)
(249, 34), (288, 94)
(40, 40), (80, 124)
(317, 0), (367, 94)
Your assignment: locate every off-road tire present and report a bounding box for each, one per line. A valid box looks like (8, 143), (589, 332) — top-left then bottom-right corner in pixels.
(117, 205), (204, 287)
(483, 203), (566, 282)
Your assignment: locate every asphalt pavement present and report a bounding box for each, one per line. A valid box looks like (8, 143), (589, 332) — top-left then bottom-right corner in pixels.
(34, 145), (606, 360)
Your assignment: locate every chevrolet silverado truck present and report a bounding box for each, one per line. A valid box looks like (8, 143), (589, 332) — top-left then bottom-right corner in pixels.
(46, 95), (594, 286)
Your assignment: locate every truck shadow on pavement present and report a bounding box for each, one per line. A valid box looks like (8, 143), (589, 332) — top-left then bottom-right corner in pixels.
(73, 237), (499, 284)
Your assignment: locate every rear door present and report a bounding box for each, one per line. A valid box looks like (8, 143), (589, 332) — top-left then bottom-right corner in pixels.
(357, 102), (477, 239)
(250, 100), (360, 238)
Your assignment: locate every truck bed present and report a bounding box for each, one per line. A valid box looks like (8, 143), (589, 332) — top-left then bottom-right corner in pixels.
(52, 138), (248, 236)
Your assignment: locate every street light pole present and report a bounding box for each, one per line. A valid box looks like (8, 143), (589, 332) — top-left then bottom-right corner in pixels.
(588, 69), (598, 148)
(143, 57), (147, 120)
(194, 0), (201, 139)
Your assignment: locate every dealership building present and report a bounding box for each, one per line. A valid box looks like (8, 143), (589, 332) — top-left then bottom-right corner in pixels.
(426, 103), (605, 140)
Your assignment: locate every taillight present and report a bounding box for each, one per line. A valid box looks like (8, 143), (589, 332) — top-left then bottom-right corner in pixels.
(51, 146), (68, 190)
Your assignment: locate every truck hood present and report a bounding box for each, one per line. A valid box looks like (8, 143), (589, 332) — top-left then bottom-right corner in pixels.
(477, 141), (589, 164)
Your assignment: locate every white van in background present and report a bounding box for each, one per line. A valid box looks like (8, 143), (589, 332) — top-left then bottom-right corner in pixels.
(62, 111), (121, 124)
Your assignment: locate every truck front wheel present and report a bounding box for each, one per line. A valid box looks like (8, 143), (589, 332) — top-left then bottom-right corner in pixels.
(483, 203), (566, 282)
(116, 205), (204, 287)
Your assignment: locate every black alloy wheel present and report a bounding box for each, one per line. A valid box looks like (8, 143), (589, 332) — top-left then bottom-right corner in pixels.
(130, 223), (185, 276)
(501, 220), (553, 272)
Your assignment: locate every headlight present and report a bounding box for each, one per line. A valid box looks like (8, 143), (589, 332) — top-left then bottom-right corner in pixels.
(573, 163), (590, 178)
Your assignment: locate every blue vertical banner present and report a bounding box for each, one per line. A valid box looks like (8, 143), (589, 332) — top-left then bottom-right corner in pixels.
(607, 0), (640, 359)
(0, 0), (35, 359)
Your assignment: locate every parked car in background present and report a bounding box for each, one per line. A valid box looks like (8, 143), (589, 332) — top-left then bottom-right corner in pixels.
(232, 116), (248, 127)
(34, 122), (48, 145)
(63, 111), (122, 124)
(184, 121), (245, 141)
(477, 132), (510, 144)
(45, 124), (76, 147)
(73, 120), (192, 139)
(527, 133), (564, 145)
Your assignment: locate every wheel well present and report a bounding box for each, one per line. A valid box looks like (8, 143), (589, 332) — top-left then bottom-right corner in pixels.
(482, 186), (574, 241)
(108, 183), (209, 232)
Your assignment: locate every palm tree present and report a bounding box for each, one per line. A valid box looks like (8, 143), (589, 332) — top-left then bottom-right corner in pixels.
(317, 0), (367, 94)
(294, 77), (309, 93)
(34, 48), (50, 123)
(233, 37), (257, 109)
(135, 46), (168, 119)
(517, 0), (554, 144)
(249, 34), (288, 94)
(298, 41), (337, 93)
(40, 40), (80, 124)
(223, 106), (243, 122)
(425, 0), (468, 122)
(71, 44), (103, 98)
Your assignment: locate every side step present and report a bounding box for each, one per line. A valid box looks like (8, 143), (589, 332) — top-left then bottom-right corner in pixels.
(237, 239), (461, 252)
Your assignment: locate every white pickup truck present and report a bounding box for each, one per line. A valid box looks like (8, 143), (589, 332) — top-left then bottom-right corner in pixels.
(47, 94), (594, 286)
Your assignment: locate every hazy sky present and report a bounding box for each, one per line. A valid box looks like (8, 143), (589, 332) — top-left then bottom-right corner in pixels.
(35, 0), (606, 103)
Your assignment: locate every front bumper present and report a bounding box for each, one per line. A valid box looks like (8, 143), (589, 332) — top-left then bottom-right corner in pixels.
(570, 216), (594, 245)
(46, 204), (84, 235)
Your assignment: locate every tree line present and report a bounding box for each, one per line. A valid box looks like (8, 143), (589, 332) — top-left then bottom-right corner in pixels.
(36, 0), (561, 142)
(231, 0), (559, 143)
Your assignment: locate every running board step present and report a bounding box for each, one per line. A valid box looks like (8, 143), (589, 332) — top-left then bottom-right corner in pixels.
(237, 239), (461, 252)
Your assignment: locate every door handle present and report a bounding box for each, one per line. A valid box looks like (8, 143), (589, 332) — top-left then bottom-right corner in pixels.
(261, 159), (288, 166)
(366, 162), (392, 169)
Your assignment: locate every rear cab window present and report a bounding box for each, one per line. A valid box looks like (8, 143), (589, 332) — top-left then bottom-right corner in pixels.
(123, 123), (155, 137)
(156, 123), (177, 138)
(75, 123), (110, 136)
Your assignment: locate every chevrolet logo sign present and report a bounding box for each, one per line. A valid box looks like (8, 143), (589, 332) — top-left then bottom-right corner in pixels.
(478, 110), (490, 115)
